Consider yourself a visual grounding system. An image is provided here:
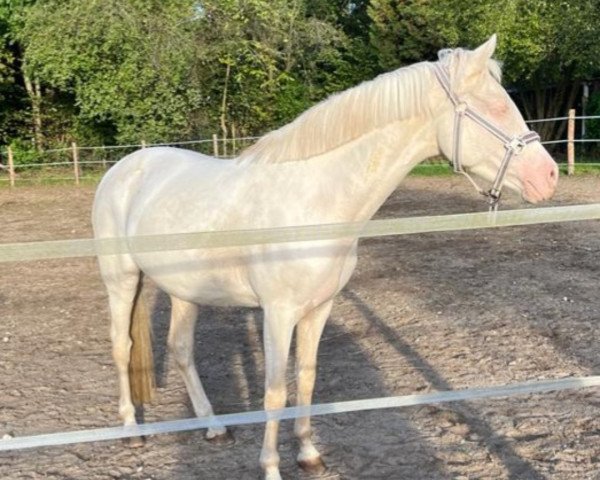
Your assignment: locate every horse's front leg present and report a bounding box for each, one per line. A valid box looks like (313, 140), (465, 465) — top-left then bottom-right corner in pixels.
(260, 304), (297, 480)
(294, 300), (332, 473)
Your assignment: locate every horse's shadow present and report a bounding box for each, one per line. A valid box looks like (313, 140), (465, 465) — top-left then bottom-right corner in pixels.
(342, 289), (546, 480)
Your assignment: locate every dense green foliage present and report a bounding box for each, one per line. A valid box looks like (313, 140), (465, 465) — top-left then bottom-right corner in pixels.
(0, 0), (598, 155)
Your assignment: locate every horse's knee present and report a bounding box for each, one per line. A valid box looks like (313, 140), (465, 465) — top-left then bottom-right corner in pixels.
(264, 386), (287, 410)
(296, 365), (316, 387)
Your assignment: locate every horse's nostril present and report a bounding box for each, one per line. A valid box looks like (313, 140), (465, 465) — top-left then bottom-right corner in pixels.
(549, 165), (559, 185)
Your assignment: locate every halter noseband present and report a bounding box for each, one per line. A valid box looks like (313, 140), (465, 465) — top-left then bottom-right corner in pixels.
(433, 63), (540, 211)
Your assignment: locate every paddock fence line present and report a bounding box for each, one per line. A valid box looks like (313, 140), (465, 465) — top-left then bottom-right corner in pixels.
(1, 111), (600, 186)
(1, 376), (599, 452)
(1, 203), (600, 263)
(1, 203), (600, 452)
(0, 135), (261, 187)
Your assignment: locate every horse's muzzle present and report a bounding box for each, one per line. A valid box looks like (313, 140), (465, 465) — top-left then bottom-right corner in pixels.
(519, 155), (559, 203)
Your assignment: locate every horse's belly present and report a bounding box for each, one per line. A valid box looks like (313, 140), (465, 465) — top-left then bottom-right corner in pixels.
(134, 250), (259, 307)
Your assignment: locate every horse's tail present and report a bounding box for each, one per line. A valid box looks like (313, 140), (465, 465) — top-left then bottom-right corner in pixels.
(129, 280), (156, 406)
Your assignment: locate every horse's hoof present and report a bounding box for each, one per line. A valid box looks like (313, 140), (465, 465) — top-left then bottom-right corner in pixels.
(205, 430), (235, 446)
(298, 456), (327, 475)
(124, 435), (145, 448)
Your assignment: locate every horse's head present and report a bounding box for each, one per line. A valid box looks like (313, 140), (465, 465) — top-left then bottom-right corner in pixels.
(433, 35), (558, 206)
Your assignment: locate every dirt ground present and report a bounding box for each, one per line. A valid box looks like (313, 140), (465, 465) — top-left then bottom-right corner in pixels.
(0, 175), (599, 480)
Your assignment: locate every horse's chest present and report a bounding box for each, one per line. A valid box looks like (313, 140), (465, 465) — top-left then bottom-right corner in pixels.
(248, 241), (358, 309)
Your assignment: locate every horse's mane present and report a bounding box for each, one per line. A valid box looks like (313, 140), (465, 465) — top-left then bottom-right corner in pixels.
(236, 49), (502, 165)
(236, 62), (432, 165)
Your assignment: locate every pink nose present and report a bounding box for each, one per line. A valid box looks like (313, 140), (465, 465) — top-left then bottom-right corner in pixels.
(519, 155), (558, 203)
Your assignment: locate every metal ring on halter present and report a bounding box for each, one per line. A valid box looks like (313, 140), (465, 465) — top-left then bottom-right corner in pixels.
(486, 190), (502, 211)
(506, 137), (526, 154)
(455, 102), (468, 115)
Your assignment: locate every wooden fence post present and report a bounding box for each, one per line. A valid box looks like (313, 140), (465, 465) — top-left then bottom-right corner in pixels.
(7, 146), (15, 188)
(212, 133), (219, 157)
(567, 109), (575, 176)
(72, 141), (80, 185)
(222, 135), (228, 158)
(232, 123), (237, 157)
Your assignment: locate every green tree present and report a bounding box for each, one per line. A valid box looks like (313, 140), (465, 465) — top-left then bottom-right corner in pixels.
(22, 0), (202, 144)
(369, 0), (448, 69)
(20, 0), (361, 147)
(368, 0), (600, 140)
(0, 0), (39, 149)
(193, 0), (358, 140)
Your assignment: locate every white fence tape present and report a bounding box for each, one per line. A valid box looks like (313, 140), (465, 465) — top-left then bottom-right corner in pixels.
(542, 139), (600, 145)
(526, 114), (600, 124)
(526, 116), (570, 124)
(1, 204), (600, 263)
(1, 376), (598, 452)
(2, 204), (599, 453)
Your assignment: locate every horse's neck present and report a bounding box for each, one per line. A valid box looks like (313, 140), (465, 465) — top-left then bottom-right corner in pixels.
(316, 116), (439, 222)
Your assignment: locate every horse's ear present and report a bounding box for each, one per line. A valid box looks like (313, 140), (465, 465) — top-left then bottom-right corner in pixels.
(468, 34), (497, 72)
(473, 33), (498, 64)
(458, 34), (497, 86)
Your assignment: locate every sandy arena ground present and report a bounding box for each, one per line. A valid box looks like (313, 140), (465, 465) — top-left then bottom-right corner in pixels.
(0, 175), (599, 479)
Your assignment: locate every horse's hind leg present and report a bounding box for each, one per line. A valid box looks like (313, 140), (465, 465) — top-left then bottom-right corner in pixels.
(167, 295), (229, 441)
(294, 300), (332, 474)
(103, 267), (142, 430)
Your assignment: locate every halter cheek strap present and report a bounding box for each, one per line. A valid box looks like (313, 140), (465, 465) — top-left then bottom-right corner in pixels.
(433, 63), (541, 211)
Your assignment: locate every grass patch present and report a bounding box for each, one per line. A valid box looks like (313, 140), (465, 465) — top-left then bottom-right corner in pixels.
(410, 162), (600, 177)
(410, 163), (453, 176)
(0, 168), (105, 187)
(558, 164), (600, 175)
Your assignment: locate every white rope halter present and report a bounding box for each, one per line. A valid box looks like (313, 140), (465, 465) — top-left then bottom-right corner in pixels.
(433, 62), (540, 211)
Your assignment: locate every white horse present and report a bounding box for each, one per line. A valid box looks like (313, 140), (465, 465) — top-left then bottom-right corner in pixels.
(92, 36), (557, 480)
